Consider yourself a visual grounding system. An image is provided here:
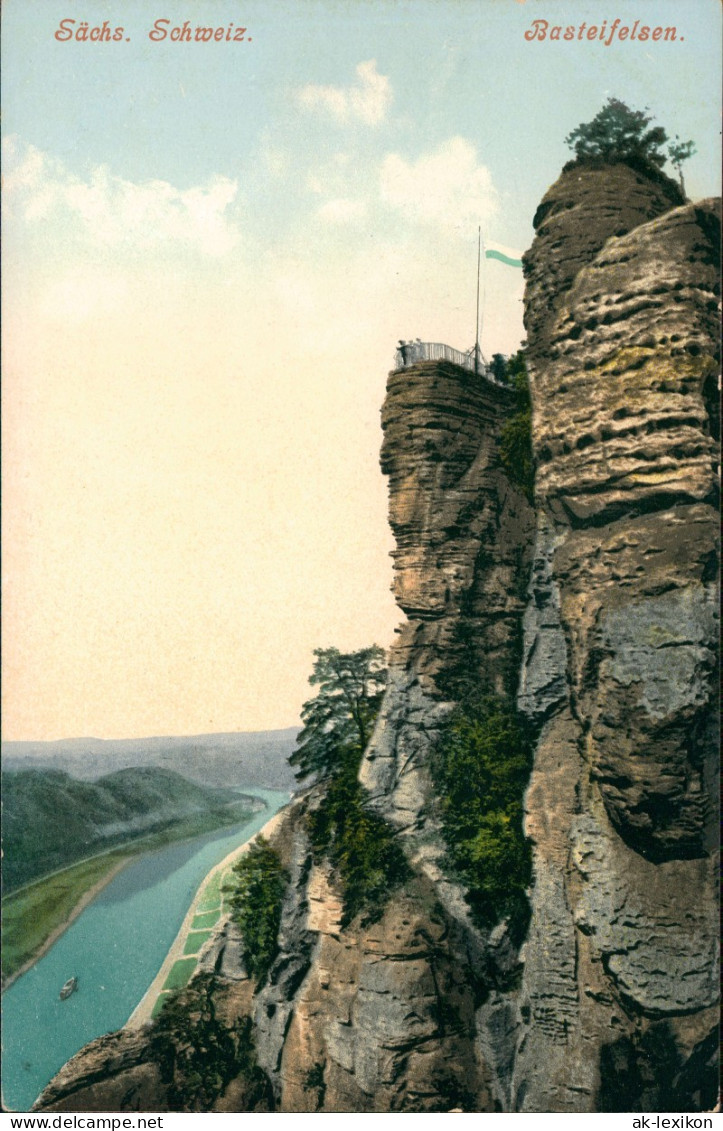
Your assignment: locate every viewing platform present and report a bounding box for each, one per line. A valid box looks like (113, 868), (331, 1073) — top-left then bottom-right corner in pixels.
(394, 340), (505, 386)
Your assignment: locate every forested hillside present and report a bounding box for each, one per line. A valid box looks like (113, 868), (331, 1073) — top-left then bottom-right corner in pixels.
(2, 767), (260, 892)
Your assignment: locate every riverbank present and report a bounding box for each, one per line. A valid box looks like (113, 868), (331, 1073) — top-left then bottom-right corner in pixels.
(126, 806), (289, 1028)
(1, 789), (292, 1115)
(2, 857), (131, 993)
(2, 799), (263, 987)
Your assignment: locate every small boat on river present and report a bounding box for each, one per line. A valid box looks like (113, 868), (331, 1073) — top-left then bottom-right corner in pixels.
(59, 977), (78, 1001)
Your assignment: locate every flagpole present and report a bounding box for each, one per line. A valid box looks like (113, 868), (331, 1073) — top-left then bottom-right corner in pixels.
(475, 226), (481, 376)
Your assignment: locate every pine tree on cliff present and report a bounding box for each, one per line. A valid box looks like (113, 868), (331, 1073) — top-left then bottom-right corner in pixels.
(565, 98), (694, 192)
(565, 98), (667, 167)
(289, 645), (387, 781)
(290, 645), (406, 926)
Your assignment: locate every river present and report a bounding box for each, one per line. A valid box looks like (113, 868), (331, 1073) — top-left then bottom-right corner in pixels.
(1, 787), (290, 1112)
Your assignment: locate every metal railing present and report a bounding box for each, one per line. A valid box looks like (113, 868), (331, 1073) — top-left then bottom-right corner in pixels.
(394, 340), (505, 385)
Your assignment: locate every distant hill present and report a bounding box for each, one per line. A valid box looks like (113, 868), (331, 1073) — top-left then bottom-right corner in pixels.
(2, 765), (265, 893)
(1, 728), (299, 791)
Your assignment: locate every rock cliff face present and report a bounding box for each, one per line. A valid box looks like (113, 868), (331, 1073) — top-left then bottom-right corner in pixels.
(362, 363), (534, 844)
(512, 170), (719, 1113)
(523, 161), (685, 357)
(35, 163), (719, 1114)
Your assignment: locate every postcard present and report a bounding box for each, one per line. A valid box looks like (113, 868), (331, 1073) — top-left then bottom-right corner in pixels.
(2, 0), (720, 1118)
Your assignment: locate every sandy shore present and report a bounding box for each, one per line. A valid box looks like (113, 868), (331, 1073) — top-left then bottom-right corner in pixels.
(126, 807), (288, 1029)
(2, 857), (131, 993)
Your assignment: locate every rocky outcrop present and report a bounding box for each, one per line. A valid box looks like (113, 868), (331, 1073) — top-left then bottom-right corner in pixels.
(35, 164), (719, 1115)
(237, 363), (533, 1112)
(378, 362), (532, 690)
(512, 184), (719, 1112)
(533, 198), (719, 529)
(251, 795), (493, 1113)
(240, 361), (537, 1111)
(523, 161), (684, 356)
(361, 361), (534, 841)
(34, 1029), (167, 1113)
(33, 970), (271, 1113)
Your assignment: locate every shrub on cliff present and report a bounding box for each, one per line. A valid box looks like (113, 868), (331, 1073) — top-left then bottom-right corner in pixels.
(431, 696), (533, 931)
(307, 744), (409, 926)
(499, 349), (534, 502)
(150, 975), (273, 1110)
(228, 837), (287, 982)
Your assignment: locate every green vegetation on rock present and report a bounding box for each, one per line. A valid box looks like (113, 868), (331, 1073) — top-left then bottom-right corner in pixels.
(228, 837), (288, 983)
(289, 645), (386, 781)
(291, 645), (408, 927)
(431, 693), (533, 932)
(307, 743), (409, 927)
(149, 973), (273, 1111)
(563, 97), (691, 199)
(667, 136), (696, 195)
(499, 348), (534, 502)
(565, 97), (668, 168)
(303, 1061), (327, 1109)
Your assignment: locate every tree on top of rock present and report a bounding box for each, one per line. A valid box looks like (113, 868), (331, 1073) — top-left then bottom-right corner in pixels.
(565, 98), (669, 168)
(667, 136), (696, 195)
(564, 98), (695, 198)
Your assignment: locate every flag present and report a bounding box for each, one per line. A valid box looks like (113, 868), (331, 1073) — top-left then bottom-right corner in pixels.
(484, 240), (523, 268)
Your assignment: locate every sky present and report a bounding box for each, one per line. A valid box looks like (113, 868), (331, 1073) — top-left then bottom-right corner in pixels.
(2, 0), (721, 741)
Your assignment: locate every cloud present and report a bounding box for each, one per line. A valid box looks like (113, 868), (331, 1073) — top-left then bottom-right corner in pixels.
(3, 137), (240, 256)
(297, 60), (392, 126)
(380, 137), (499, 230)
(316, 197), (367, 224)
